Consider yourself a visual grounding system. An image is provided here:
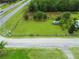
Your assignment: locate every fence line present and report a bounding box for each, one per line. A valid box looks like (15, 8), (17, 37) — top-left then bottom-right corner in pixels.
(10, 34), (79, 37)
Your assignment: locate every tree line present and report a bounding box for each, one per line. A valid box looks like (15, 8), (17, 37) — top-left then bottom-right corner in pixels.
(0, 0), (18, 3)
(29, 0), (79, 12)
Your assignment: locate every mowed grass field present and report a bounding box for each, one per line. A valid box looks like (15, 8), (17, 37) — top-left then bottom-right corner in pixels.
(70, 47), (79, 59)
(12, 12), (79, 36)
(1, 2), (79, 38)
(0, 48), (67, 59)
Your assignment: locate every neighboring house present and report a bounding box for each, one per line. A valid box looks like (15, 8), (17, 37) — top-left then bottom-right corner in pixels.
(52, 21), (60, 25)
(75, 20), (79, 29)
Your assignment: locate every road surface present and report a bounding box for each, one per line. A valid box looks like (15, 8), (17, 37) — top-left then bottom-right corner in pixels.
(0, 37), (79, 59)
(0, 0), (31, 26)
(3, 38), (79, 48)
(0, 3), (6, 7)
(0, 0), (25, 15)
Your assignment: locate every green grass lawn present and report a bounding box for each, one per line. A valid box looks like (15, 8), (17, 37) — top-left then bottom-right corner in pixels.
(70, 47), (79, 59)
(12, 19), (66, 35)
(0, 48), (67, 59)
(0, 9), (67, 38)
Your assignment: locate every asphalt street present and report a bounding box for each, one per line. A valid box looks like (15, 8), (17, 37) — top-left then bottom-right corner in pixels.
(0, 0), (31, 26)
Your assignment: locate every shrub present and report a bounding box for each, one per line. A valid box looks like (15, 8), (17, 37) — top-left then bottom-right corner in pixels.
(24, 14), (29, 20)
(0, 41), (7, 49)
(55, 17), (61, 21)
(62, 12), (71, 20)
(33, 11), (48, 21)
(73, 18), (77, 21)
(0, 41), (7, 56)
(68, 24), (75, 34)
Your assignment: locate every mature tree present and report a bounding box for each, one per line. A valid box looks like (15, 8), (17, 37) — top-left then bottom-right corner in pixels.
(33, 11), (47, 21)
(59, 12), (71, 30)
(55, 17), (61, 21)
(24, 14), (29, 20)
(68, 24), (75, 34)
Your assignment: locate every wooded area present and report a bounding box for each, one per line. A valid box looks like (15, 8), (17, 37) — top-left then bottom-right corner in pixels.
(29, 0), (79, 11)
(0, 0), (18, 3)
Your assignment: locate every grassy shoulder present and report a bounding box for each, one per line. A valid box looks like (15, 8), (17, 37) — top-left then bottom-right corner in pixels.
(0, 48), (67, 59)
(70, 47), (79, 59)
(0, 0), (20, 10)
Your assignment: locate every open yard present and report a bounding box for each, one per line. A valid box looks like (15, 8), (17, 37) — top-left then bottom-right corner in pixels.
(1, 11), (79, 38)
(0, 12), (67, 37)
(1, 10), (79, 38)
(0, 48), (67, 59)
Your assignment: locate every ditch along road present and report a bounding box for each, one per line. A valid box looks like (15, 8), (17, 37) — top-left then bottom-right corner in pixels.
(0, 0), (31, 26)
(0, 37), (79, 59)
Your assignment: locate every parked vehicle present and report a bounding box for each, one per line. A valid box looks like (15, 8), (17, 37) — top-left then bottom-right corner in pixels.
(75, 20), (79, 29)
(52, 21), (60, 25)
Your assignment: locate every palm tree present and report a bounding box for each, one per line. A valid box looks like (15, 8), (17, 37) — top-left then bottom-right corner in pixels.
(0, 41), (7, 56)
(0, 41), (7, 49)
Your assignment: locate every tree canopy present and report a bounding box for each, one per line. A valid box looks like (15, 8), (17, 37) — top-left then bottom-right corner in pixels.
(0, 0), (17, 3)
(29, 0), (79, 12)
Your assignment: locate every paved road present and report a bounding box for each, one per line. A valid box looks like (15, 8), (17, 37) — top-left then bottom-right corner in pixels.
(0, 36), (78, 48)
(0, 0), (25, 15)
(0, 0), (31, 26)
(3, 38), (79, 48)
(0, 37), (79, 59)
(0, 3), (6, 7)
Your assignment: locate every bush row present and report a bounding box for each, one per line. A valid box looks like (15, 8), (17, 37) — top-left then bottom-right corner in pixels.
(24, 11), (48, 22)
